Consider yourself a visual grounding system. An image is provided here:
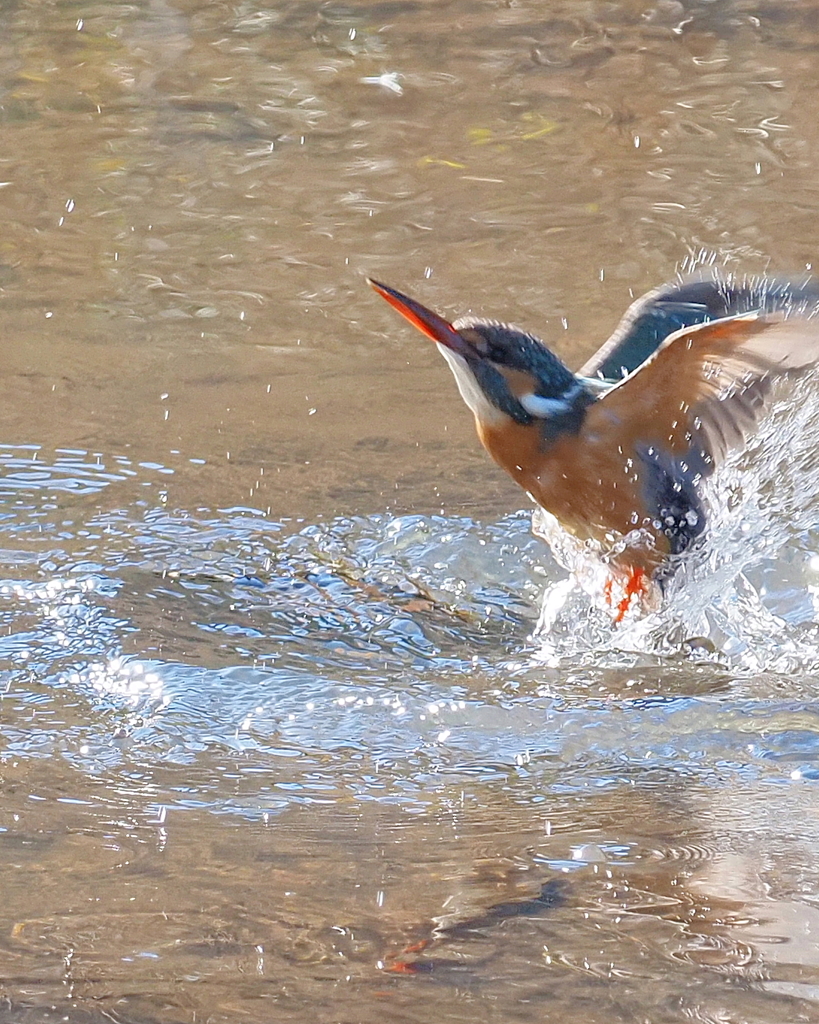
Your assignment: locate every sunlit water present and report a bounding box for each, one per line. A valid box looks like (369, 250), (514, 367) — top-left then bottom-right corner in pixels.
(8, 397), (819, 782)
(5, 0), (819, 1021)
(3, 420), (819, 1020)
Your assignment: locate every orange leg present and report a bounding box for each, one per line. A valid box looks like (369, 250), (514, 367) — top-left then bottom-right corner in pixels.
(605, 566), (648, 623)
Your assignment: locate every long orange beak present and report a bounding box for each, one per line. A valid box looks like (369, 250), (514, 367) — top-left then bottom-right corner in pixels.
(367, 279), (474, 358)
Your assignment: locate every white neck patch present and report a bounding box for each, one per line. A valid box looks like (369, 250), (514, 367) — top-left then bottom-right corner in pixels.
(519, 391), (571, 418)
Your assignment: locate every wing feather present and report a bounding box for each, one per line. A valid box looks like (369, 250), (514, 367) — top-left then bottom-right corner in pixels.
(592, 312), (819, 475)
(581, 271), (819, 382)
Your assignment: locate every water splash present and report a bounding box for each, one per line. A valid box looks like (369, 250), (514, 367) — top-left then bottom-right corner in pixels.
(529, 371), (819, 674)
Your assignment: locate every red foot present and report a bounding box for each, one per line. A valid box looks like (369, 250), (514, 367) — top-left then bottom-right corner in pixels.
(605, 566), (648, 623)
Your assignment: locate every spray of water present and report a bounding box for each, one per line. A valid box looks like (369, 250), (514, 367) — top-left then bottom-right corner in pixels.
(531, 370), (819, 674)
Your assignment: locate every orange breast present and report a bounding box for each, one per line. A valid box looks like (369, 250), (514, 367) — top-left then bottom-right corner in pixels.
(477, 412), (672, 576)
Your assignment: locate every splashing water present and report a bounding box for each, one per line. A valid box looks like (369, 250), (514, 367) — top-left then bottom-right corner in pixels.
(529, 370), (819, 673)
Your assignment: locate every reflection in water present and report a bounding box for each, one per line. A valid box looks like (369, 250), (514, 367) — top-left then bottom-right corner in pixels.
(2, 435), (819, 1018)
(2, 0), (819, 1022)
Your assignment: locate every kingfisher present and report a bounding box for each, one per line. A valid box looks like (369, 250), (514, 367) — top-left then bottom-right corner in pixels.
(369, 272), (819, 620)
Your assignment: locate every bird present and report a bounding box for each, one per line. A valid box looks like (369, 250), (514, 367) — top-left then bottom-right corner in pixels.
(368, 271), (819, 620)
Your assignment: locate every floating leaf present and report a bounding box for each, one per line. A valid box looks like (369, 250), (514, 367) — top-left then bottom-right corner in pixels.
(521, 122), (559, 140)
(468, 127), (494, 145)
(418, 155), (467, 169)
(520, 112), (561, 140)
(94, 158), (128, 173)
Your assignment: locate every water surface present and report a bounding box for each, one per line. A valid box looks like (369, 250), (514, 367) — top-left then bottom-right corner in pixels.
(2, 2), (819, 1022)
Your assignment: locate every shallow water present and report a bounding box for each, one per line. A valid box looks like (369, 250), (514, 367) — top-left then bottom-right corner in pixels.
(3, 2), (819, 1023)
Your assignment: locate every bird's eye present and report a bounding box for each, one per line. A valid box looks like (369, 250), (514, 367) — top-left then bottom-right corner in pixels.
(459, 327), (499, 360)
(460, 326), (517, 365)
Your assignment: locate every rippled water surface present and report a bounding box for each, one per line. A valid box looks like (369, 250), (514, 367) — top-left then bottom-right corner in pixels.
(4, 2), (819, 1022)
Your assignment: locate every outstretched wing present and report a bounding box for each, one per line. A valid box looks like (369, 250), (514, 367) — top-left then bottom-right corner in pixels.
(580, 271), (819, 383)
(589, 311), (819, 478)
